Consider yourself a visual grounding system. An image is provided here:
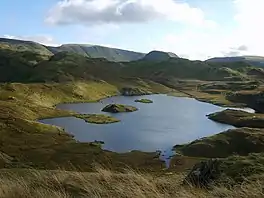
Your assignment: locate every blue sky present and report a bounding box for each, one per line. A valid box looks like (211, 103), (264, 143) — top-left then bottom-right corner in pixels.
(1, 0), (263, 60)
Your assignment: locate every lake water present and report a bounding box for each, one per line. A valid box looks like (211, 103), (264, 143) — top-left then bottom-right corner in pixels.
(40, 94), (252, 165)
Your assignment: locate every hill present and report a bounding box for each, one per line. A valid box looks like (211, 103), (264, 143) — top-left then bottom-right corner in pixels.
(48, 44), (145, 62)
(31, 52), (123, 82)
(124, 58), (248, 81)
(0, 49), (49, 82)
(0, 38), (52, 56)
(0, 38), (145, 62)
(1, 39), (264, 194)
(0, 48), (253, 83)
(142, 50), (178, 61)
(207, 56), (264, 67)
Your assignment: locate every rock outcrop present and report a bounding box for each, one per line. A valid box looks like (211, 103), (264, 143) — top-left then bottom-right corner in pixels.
(142, 50), (178, 61)
(102, 104), (138, 113)
(184, 159), (221, 187)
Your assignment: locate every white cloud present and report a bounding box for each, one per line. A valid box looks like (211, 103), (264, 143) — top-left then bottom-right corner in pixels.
(151, 0), (264, 60)
(232, 0), (264, 55)
(151, 31), (225, 60)
(46, 0), (216, 27)
(3, 35), (59, 46)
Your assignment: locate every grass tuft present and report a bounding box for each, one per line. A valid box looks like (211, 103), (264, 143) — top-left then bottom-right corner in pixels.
(0, 168), (263, 198)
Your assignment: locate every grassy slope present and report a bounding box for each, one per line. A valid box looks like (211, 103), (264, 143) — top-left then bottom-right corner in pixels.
(30, 52), (124, 82)
(124, 58), (249, 81)
(207, 56), (264, 67)
(226, 89), (264, 113)
(55, 44), (145, 62)
(208, 109), (264, 128)
(0, 49), (51, 82)
(0, 49), (262, 166)
(0, 168), (263, 198)
(0, 38), (52, 56)
(2, 42), (264, 194)
(0, 38), (145, 62)
(0, 80), (171, 172)
(174, 128), (264, 158)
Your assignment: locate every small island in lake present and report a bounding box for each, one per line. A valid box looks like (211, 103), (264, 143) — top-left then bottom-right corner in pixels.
(75, 114), (120, 124)
(102, 104), (138, 113)
(135, 99), (153, 103)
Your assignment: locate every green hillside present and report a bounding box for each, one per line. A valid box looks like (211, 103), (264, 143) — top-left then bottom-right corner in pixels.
(0, 49), (50, 82)
(0, 38), (145, 62)
(31, 52), (123, 82)
(207, 56), (264, 67)
(124, 58), (249, 81)
(49, 44), (145, 62)
(142, 50), (178, 61)
(1, 39), (264, 195)
(0, 38), (53, 56)
(0, 48), (253, 83)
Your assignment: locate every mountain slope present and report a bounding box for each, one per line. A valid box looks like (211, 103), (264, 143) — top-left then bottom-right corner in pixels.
(0, 38), (145, 62)
(31, 52), (123, 82)
(124, 58), (248, 81)
(207, 56), (264, 67)
(48, 44), (145, 62)
(0, 38), (258, 84)
(142, 50), (178, 61)
(0, 48), (252, 83)
(0, 38), (53, 56)
(0, 49), (49, 82)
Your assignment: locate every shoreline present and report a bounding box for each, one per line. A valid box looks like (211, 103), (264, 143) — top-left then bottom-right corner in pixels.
(1, 80), (262, 172)
(38, 92), (251, 167)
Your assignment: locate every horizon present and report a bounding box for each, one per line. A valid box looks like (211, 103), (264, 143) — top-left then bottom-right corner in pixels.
(2, 36), (263, 61)
(1, 0), (263, 60)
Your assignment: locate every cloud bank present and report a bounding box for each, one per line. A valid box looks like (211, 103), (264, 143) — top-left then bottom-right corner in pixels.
(46, 0), (215, 27)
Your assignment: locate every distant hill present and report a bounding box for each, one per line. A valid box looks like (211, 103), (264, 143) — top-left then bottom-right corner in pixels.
(48, 44), (145, 62)
(31, 52), (122, 82)
(0, 48), (252, 83)
(0, 38), (52, 56)
(0, 37), (261, 84)
(0, 38), (145, 62)
(142, 51), (178, 61)
(207, 56), (264, 67)
(125, 58), (249, 82)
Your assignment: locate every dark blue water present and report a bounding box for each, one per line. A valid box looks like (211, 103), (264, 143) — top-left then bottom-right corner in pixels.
(40, 95), (252, 165)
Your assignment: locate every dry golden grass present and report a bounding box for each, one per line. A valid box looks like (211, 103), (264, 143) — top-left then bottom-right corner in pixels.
(0, 168), (263, 198)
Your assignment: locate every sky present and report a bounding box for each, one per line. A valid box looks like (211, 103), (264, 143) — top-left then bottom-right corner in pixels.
(0, 0), (263, 60)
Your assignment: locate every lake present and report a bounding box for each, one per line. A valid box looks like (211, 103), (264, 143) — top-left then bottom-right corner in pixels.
(40, 94), (252, 164)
